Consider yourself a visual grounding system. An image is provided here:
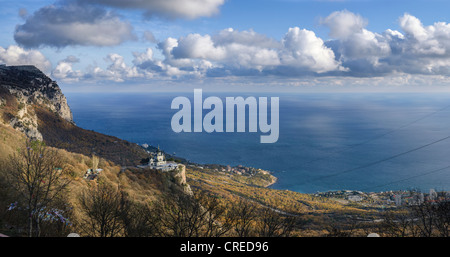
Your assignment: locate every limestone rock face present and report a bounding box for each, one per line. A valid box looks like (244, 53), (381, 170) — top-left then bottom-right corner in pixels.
(0, 65), (73, 140)
(175, 164), (187, 185)
(173, 164), (193, 196)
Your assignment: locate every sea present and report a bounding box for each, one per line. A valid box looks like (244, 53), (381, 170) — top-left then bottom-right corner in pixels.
(64, 91), (450, 194)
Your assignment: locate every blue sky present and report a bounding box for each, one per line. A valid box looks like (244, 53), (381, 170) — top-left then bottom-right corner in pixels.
(1, 0), (450, 92)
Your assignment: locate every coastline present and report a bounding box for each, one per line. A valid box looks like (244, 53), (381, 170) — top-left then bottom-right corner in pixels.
(67, 92), (450, 194)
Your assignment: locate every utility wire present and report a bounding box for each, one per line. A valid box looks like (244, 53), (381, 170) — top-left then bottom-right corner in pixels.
(298, 135), (450, 186)
(301, 105), (450, 167)
(361, 165), (450, 192)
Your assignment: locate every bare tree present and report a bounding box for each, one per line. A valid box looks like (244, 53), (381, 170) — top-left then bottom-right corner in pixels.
(145, 191), (242, 237)
(381, 209), (418, 237)
(381, 195), (450, 237)
(6, 140), (71, 237)
(196, 192), (235, 237)
(148, 193), (207, 237)
(325, 216), (359, 237)
(230, 198), (258, 237)
(257, 207), (299, 237)
(78, 183), (128, 237)
(433, 201), (450, 237)
(257, 207), (284, 237)
(121, 202), (155, 237)
(411, 201), (435, 237)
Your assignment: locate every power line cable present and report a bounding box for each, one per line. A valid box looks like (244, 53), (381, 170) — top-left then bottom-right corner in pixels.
(361, 165), (450, 192)
(297, 135), (450, 186)
(300, 105), (450, 167)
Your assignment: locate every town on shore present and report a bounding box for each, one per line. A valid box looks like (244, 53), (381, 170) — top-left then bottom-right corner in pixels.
(137, 143), (447, 210)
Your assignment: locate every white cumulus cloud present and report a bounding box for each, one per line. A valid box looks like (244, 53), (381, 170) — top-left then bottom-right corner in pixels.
(280, 27), (345, 73)
(320, 10), (367, 39)
(52, 55), (83, 82)
(45, 10), (450, 84)
(0, 45), (51, 73)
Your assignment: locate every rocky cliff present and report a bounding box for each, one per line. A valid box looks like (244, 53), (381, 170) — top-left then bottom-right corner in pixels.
(171, 164), (193, 195)
(0, 65), (73, 140)
(0, 65), (147, 166)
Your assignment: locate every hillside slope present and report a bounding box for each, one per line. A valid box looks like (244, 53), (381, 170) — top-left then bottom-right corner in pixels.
(0, 66), (190, 236)
(0, 65), (147, 166)
(0, 65), (379, 237)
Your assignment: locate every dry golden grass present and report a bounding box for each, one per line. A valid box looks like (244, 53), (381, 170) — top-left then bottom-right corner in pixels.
(185, 166), (377, 235)
(0, 123), (171, 235)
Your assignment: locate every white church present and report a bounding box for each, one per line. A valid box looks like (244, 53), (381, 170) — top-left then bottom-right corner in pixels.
(148, 147), (178, 171)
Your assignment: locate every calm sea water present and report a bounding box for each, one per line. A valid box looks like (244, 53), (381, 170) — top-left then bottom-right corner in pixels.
(64, 91), (450, 193)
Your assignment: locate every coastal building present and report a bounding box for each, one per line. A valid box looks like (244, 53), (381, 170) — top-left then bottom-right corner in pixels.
(429, 189), (437, 200)
(148, 146), (178, 171)
(419, 193), (425, 204)
(83, 168), (103, 180)
(348, 195), (363, 202)
(394, 194), (402, 206)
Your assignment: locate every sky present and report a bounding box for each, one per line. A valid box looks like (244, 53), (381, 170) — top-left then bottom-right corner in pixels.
(1, 0), (450, 92)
